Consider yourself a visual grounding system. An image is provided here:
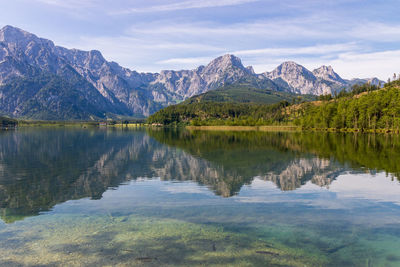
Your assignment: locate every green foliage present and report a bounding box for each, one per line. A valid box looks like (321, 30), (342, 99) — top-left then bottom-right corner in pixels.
(149, 81), (400, 131)
(299, 82), (400, 131)
(187, 82), (314, 105)
(147, 80), (317, 126)
(147, 101), (291, 126)
(319, 83), (380, 101)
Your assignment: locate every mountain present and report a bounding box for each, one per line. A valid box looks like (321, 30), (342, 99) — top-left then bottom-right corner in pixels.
(0, 25), (384, 120)
(150, 54), (256, 99)
(312, 65), (346, 84)
(0, 25), (160, 119)
(265, 62), (340, 95)
(0, 26), (262, 119)
(263, 61), (384, 95)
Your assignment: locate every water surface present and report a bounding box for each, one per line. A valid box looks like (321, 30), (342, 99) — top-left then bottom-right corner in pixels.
(1, 128), (400, 266)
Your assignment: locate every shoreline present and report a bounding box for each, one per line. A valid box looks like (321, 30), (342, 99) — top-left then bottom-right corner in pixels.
(6, 122), (400, 134)
(186, 125), (400, 134)
(186, 125), (301, 132)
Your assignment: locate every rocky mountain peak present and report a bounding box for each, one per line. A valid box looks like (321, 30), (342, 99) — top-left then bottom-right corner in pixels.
(0, 25), (387, 120)
(276, 61), (311, 74)
(315, 65), (334, 72)
(266, 61), (315, 81)
(246, 66), (255, 74)
(264, 61), (321, 94)
(0, 25), (56, 58)
(86, 50), (106, 69)
(205, 54), (245, 71)
(0, 25), (38, 44)
(313, 65), (344, 83)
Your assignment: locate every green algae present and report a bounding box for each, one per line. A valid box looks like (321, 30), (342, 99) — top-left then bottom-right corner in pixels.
(0, 214), (328, 267)
(2, 211), (399, 266)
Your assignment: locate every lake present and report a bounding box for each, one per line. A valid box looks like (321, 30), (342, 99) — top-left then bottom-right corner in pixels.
(1, 128), (400, 266)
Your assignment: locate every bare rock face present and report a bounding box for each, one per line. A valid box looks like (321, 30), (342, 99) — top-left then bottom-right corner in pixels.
(0, 25), (385, 119)
(263, 61), (384, 95)
(201, 54), (254, 89)
(151, 54), (254, 99)
(264, 62), (346, 95)
(313, 65), (345, 84)
(0, 26), (259, 118)
(0, 26), (162, 118)
(264, 61), (318, 94)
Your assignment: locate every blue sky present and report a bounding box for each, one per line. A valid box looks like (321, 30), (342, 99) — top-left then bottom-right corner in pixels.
(1, 0), (399, 80)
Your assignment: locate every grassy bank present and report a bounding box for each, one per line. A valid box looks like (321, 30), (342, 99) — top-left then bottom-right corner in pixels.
(186, 125), (301, 132)
(13, 121), (400, 134)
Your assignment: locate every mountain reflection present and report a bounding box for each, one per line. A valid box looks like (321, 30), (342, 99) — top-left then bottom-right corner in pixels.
(0, 128), (399, 223)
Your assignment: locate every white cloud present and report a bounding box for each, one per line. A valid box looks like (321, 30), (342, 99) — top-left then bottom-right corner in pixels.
(5, 0), (398, 80)
(326, 50), (400, 80)
(113, 0), (259, 14)
(35, 2), (399, 79)
(68, 35), (222, 52)
(127, 18), (334, 40)
(62, 31), (399, 79)
(157, 56), (214, 65)
(232, 43), (359, 57)
(350, 22), (400, 42)
(33, 0), (96, 9)
(154, 43), (361, 73)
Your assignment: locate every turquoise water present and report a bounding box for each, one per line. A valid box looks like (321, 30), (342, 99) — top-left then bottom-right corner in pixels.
(1, 128), (400, 266)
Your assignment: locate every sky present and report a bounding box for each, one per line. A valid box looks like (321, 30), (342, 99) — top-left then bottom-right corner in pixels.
(0, 0), (399, 80)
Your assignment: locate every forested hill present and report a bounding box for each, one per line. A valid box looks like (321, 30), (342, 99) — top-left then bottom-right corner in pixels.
(146, 81), (313, 126)
(297, 80), (400, 131)
(147, 100), (292, 126)
(185, 81), (315, 105)
(147, 80), (400, 132)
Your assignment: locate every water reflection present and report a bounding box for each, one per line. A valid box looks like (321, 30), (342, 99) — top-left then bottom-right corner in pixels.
(0, 128), (399, 223)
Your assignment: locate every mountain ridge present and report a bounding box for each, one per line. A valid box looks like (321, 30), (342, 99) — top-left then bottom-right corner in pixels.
(0, 25), (383, 120)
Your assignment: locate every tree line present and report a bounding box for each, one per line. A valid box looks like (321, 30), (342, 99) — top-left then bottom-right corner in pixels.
(147, 101), (290, 126)
(147, 80), (400, 131)
(297, 80), (400, 131)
